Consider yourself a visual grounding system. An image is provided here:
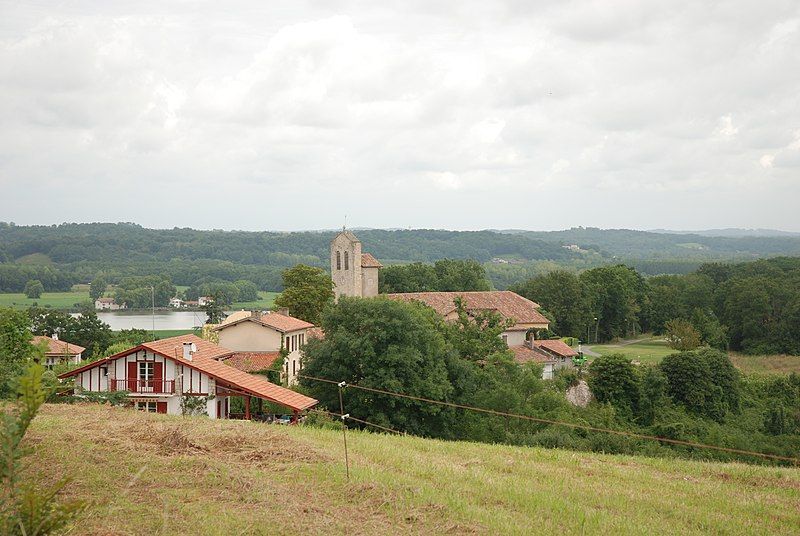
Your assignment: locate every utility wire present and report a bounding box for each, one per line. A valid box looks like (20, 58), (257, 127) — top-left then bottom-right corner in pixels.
(299, 374), (800, 465)
(309, 408), (404, 435)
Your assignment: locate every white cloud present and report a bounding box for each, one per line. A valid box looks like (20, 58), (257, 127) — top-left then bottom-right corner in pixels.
(0, 1), (799, 231)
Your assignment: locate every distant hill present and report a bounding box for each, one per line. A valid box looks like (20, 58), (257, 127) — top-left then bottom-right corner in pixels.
(649, 228), (800, 238)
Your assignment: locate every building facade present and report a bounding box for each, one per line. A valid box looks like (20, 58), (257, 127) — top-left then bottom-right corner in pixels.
(330, 230), (382, 299)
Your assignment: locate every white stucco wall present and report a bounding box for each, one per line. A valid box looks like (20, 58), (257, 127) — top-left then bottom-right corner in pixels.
(217, 321), (283, 352)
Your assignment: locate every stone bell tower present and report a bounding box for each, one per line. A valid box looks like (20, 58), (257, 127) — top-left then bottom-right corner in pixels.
(330, 228), (382, 299)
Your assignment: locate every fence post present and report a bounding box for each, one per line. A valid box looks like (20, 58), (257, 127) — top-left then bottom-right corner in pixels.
(338, 381), (350, 481)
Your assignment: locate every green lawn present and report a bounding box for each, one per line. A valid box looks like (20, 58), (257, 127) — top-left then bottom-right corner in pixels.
(230, 290), (279, 310)
(26, 404), (800, 535)
(586, 337), (675, 364)
(0, 290), (90, 310)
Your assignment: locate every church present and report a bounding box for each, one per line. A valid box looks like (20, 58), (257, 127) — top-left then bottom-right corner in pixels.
(329, 229), (576, 379)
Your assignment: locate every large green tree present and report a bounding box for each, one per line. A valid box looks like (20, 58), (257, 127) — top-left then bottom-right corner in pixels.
(300, 297), (457, 435)
(0, 308), (42, 397)
(23, 280), (44, 299)
(274, 264), (334, 325)
(512, 270), (590, 338)
(89, 275), (107, 301)
(588, 353), (640, 416)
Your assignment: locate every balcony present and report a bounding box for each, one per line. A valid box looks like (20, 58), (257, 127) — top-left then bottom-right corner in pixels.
(110, 379), (175, 394)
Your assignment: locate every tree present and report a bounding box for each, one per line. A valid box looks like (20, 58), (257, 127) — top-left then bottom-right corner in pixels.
(664, 319), (702, 351)
(1, 364), (86, 533)
(512, 270), (590, 338)
(300, 297), (456, 436)
(579, 265), (646, 342)
(274, 265), (334, 325)
(588, 353), (640, 416)
(201, 296), (226, 324)
(442, 297), (512, 362)
(0, 308), (41, 398)
(23, 279), (44, 299)
(378, 259), (491, 293)
(638, 366), (668, 426)
(89, 275), (107, 301)
(27, 306), (112, 358)
(233, 280), (259, 302)
(433, 259), (491, 292)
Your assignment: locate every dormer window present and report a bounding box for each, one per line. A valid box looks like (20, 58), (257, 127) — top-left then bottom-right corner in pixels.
(336, 251), (341, 270)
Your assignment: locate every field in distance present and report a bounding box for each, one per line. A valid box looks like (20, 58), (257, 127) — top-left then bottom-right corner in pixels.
(26, 404), (800, 535)
(0, 290), (279, 311)
(586, 337), (800, 374)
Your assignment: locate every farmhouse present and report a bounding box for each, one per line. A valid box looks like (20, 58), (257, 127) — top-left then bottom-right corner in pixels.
(510, 339), (578, 380)
(57, 334), (317, 420)
(212, 310), (315, 385)
(33, 334), (84, 368)
(94, 297), (125, 310)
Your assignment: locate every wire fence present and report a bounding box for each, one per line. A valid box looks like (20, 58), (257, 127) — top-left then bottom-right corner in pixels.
(299, 373), (800, 466)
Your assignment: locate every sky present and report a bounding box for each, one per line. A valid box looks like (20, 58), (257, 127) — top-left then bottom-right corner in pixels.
(1, 1), (799, 232)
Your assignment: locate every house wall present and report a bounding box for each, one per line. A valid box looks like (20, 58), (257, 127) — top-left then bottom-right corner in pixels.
(361, 266), (379, 298)
(217, 321), (283, 352)
(503, 330), (527, 347)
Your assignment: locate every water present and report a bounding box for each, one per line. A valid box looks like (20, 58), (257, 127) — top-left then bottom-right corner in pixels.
(94, 310), (211, 331)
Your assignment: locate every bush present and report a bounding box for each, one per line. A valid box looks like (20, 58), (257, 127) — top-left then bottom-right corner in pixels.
(588, 353), (640, 416)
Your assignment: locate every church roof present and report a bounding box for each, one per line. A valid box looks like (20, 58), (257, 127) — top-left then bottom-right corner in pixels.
(332, 230), (360, 243)
(361, 253), (383, 268)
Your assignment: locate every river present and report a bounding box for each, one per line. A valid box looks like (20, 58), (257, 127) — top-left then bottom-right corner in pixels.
(94, 310), (214, 331)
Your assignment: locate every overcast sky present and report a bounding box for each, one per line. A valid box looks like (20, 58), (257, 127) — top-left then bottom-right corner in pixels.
(1, 1), (798, 232)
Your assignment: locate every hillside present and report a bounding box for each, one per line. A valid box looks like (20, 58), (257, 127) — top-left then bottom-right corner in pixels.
(27, 404), (800, 535)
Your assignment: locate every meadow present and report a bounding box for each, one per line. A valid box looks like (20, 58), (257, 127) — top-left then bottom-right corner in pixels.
(586, 337), (800, 374)
(0, 290), (89, 309)
(25, 404), (800, 535)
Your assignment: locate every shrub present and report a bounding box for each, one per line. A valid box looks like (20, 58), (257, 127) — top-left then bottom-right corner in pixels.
(588, 353), (639, 416)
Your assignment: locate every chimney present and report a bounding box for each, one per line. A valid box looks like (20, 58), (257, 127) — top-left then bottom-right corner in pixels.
(275, 308), (290, 316)
(251, 310), (260, 318)
(526, 331), (535, 349)
(183, 342), (195, 361)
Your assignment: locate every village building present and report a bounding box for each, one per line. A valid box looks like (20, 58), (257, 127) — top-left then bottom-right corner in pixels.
(212, 310), (315, 385)
(33, 334), (84, 368)
(509, 339), (578, 380)
(197, 296), (212, 306)
(57, 334), (317, 420)
(330, 229), (383, 299)
(169, 297), (184, 308)
(94, 297), (125, 310)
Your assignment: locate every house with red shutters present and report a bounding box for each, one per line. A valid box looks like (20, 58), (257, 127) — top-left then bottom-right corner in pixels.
(57, 334), (317, 420)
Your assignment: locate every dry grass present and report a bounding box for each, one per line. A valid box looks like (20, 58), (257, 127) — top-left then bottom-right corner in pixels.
(730, 352), (800, 375)
(25, 404), (800, 535)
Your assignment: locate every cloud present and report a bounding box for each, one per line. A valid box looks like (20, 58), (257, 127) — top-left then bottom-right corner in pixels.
(0, 1), (799, 231)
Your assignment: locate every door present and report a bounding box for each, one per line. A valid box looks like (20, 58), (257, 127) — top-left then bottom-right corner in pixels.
(153, 362), (164, 393)
(217, 400), (223, 420)
(127, 361), (137, 392)
(156, 402), (167, 414)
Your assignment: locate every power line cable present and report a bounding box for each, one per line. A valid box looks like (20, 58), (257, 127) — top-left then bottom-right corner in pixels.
(299, 374), (800, 465)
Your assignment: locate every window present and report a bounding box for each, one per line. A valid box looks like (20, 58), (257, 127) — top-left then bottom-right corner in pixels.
(336, 251), (341, 270)
(344, 252), (349, 270)
(136, 401), (157, 413)
(292, 359), (296, 375)
(139, 362), (154, 381)
(501, 334), (508, 345)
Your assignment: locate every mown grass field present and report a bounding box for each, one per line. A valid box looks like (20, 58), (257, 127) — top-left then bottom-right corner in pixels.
(230, 290), (279, 310)
(0, 290), (90, 309)
(586, 338), (800, 374)
(26, 404), (800, 535)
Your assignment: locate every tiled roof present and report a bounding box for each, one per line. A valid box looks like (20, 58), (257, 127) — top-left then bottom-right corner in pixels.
(95, 297), (115, 303)
(259, 312), (314, 332)
(509, 345), (555, 364)
(58, 334), (317, 411)
(32, 335), (85, 356)
(222, 351), (282, 373)
(386, 291), (549, 327)
(213, 311), (314, 333)
(219, 310), (252, 326)
(534, 339), (578, 358)
(361, 253), (383, 268)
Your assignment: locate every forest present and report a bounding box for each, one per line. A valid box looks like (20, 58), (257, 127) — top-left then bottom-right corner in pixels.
(3, 222), (800, 293)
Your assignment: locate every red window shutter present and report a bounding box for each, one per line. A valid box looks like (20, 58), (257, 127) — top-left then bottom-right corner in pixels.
(156, 402), (167, 414)
(127, 361), (137, 392)
(153, 362), (164, 393)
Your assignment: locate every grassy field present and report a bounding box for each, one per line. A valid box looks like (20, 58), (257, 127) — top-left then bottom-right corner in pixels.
(230, 291), (279, 310)
(25, 404), (800, 535)
(586, 338), (800, 374)
(0, 290), (90, 309)
(585, 337), (675, 364)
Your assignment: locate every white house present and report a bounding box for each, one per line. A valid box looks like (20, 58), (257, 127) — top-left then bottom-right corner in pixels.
(57, 334), (317, 419)
(169, 297), (184, 308)
(212, 310), (315, 385)
(32, 334), (84, 368)
(95, 297), (125, 310)
(197, 296), (212, 306)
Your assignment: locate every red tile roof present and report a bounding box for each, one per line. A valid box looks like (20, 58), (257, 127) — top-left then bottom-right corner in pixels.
(533, 339), (578, 358)
(32, 335), (85, 356)
(361, 253), (383, 268)
(95, 297), (115, 304)
(386, 291), (549, 328)
(213, 312), (314, 333)
(58, 334), (317, 411)
(509, 345), (555, 364)
(221, 351), (282, 373)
